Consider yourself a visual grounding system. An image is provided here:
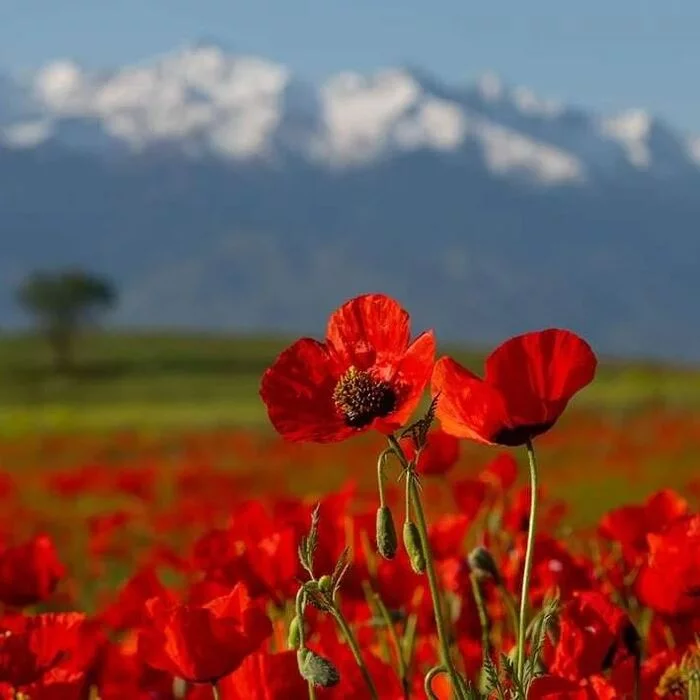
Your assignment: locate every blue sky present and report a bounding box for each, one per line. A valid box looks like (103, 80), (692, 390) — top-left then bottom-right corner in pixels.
(2, 0), (700, 131)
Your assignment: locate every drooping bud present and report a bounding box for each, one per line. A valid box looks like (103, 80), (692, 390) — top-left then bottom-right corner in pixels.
(287, 615), (302, 649)
(376, 506), (398, 560)
(468, 546), (502, 584)
(403, 521), (426, 573)
(318, 574), (333, 594)
(298, 649), (341, 687)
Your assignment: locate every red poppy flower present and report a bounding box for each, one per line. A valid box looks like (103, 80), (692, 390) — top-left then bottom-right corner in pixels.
(636, 514), (700, 617)
(217, 651), (308, 699)
(0, 534), (65, 609)
(432, 329), (596, 446)
(598, 489), (689, 567)
(400, 428), (460, 476)
(260, 294), (435, 442)
(0, 613), (87, 688)
(138, 584), (272, 684)
(99, 566), (175, 631)
(546, 592), (638, 681)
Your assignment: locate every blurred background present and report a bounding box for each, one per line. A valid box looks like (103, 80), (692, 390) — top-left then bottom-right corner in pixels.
(0, 0), (699, 524)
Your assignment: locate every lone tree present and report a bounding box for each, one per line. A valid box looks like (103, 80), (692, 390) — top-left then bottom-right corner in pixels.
(17, 269), (116, 372)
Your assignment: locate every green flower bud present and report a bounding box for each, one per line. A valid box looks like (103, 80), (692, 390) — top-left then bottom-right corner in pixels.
(403, 521), (426, 574)
(318, 574), (333, 594)
(287, 615), (302, 649)
(298, 649), (341, 687)
(376, 505), (398, 560)
(468, 546), (502, 584)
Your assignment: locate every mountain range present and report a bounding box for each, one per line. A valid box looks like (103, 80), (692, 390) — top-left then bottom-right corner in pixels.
(1, 43), (699, 360)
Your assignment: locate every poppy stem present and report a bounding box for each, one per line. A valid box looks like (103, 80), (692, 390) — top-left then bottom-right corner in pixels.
(332, 606), (380, 699)
(376, 449), (391, 507)
(516, 439), (539, 683)
(211, 682), (220, 700)
(470, 573), (491, 691)
(371, 587), (411, 698)
(409, 474), (466, 699)
(388, 435), (466, 699)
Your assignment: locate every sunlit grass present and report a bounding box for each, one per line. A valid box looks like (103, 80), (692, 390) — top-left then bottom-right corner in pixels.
(0, 331), (698, 435)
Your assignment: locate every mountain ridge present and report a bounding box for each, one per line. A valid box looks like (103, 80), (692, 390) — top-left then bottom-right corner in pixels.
(1, 45), (699, 360)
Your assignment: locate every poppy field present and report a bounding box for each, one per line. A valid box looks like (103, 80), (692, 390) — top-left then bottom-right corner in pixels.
(0, 294), (699, 699)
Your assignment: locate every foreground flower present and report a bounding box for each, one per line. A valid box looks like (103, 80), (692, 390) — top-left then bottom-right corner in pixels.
(0, 613), (87, 688)
(432, 328), (596, 446)
(138, 584), (272, 684)
(260, 294), (435, 442)
(636, 514), (700, 617)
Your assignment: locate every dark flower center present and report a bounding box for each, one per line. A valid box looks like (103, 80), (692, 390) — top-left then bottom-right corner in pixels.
(333, 367), (396, 428)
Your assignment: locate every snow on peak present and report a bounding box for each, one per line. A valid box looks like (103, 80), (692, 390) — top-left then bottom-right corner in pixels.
(2, 47), (698, 184)
(29, 47), (291, 156)
(34, 60), (88, 112)
(601, 109), (654, 167)
(315, 68), (443, 163)
(512, 86), (563, 118)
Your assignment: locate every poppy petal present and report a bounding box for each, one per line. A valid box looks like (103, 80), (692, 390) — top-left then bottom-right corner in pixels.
(260, 339), (351, 443)
(375, 330), (436, 432)
(326, 294), (410, 369)
(485, 329), (597, 426)
(431, 357), (510, 445)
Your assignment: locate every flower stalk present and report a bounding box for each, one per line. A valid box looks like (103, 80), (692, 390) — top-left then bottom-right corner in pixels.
(516, 439), (539, 681)
(389, 435), (466, 699)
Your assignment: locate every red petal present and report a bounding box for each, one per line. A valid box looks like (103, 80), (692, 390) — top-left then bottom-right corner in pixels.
(326, 294), (410, 369)
(431, 357), (509, 445)
(260, 338), (352, 443)
(485, 329), (597, 427)
(375, 330), (436, 432)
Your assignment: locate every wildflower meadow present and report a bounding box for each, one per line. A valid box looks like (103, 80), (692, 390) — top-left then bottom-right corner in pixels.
(0, 293), (698, 699)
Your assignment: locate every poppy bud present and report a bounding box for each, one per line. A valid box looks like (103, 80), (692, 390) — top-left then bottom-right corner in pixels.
(468, 546), (501, 584)
(287, 615), (302, 649)
(298, 649), (341, 687)
(318, 575), (333, 594)
(376, 506), (398, 560)
(403, 521), (426, 573)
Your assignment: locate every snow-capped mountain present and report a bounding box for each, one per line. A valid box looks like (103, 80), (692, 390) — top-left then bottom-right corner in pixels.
(2, 43), (699, 185)
(1, 45), (700, 359)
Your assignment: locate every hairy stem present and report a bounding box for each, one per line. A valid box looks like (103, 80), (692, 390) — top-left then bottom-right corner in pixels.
(470, 573), (491, 676)
(333, 607), (379, 699)
(516, 440), (539, 681)
(389, 435), (465, 698)
(372, 588), (411, 698)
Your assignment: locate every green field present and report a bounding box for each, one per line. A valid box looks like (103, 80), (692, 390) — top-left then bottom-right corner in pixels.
(0, 331), (699, 435)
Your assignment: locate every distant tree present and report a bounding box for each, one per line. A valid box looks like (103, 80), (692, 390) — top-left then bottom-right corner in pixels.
(16, 269), (116, 372)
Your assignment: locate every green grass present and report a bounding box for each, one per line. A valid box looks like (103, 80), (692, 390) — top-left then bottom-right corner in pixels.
(0, 331), (698, 435)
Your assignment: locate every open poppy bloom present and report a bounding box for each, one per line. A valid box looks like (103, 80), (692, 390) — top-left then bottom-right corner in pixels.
(432, 329), (596, 446)
(138, 584), (272, 684)
(0, 612), (88, 688)
(260, 294), (435, 442)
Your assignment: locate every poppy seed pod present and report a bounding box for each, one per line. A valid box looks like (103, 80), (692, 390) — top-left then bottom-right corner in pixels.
(376, 506), (398, 560)
(403, 521), (426, 574)
(468, 546), (502, 584)
(298, 649), (340, 687)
